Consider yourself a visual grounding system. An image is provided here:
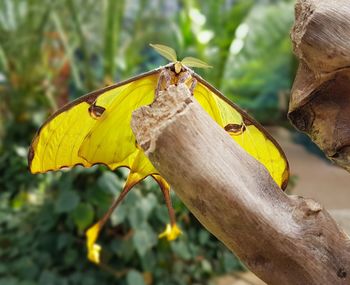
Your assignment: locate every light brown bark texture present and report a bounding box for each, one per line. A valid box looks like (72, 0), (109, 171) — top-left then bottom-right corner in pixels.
(131, 84), (350, 285)
(289, 0), (350, 171)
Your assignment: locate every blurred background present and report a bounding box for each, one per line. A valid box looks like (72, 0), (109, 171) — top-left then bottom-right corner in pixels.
(1, 0), (350, 285)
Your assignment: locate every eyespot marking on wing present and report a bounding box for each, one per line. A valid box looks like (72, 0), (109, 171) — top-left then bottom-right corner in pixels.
(224, 123), (246, 135)
(89, 103), (106, 119)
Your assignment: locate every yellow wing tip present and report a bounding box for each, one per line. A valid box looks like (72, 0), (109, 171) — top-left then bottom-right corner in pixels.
(159, 223), (182, 241)
(86, 223), (102, 264)
(88, 244), (102, 264)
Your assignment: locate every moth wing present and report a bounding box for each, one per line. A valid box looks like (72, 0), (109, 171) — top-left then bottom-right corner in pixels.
(28, 71), (159, 174)
(193, 78), (289, 190)
(78, 75), (158, 170)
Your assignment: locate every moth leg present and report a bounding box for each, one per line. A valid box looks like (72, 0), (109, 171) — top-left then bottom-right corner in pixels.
(177, 71), (191, 84)
(189, 78), (197, 96)
(153, 175), (182, 240)
(158, 186), (182, 240)
(178, 71), (197, 95)
(161, 186), (176, 227)
(100, 185), (133, 227)
(156, 69), (172, 96)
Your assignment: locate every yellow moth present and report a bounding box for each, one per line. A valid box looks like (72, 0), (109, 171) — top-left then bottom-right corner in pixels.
(28, 44), (289, 264)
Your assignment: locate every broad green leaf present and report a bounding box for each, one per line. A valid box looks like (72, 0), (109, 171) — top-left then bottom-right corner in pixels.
(87, 187), (112, 209)
(12, 257), (38, 280)
(133, 224), (157, 257)
(198, 229), (210, 245)
(55, 190), (80, 213)
(71, 203), (94, 231)
(140, 251), (156, 272)
(110, 203), (127, 226)
(138, 193), (157, 220)
(97, 172), (122, 195)
(128, 207), (145, 229)
(126, 270), (145, 285)
(223, 251), (242, 271)
(155, 205), (169, 224)
(119, 239), (135, 261)
(171, 240), (192, 260)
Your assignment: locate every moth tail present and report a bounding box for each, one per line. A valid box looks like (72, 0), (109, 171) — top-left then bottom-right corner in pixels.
(85, 172), (140, 264)
(153, 175), (182, 241)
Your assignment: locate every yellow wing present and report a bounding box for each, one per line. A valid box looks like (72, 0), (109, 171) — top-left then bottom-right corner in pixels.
(29, 67), (288, 190)
(28, 71), (159, 184)
(193, 76), (289, 189)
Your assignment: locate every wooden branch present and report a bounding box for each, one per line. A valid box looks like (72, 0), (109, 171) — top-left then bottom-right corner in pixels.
(289, 0), (350, 171)
(131, 84), (350, 285)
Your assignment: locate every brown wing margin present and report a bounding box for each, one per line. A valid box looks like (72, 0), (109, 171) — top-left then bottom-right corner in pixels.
(192, 72), (290, 190)
(28, 68), (162, 172)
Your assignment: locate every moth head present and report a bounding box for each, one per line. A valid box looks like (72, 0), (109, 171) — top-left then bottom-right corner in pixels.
(174, 61), (183, 74)
(150, 43), (212, 73)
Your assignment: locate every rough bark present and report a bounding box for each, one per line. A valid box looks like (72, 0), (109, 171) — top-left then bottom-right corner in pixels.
(289, 0), (350, 171)
(131, 84), (350, 285)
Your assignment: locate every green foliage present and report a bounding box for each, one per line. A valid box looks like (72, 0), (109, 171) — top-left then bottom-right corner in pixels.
(221, 2), (295, 122)
(0, 167), (243, 284)
(72, 203), (94, 232)
(0, 0), (295, 284)
(127, 270), (146, 285)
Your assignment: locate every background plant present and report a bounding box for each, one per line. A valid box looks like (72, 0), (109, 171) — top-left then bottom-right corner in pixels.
(0, 0), (295, 284)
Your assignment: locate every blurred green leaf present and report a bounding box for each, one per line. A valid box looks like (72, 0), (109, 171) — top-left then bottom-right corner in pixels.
(71, 202), (94, 231)
(0, 277), (19, 285)
(155, 205), (169, 224)
(171, 240), (192, 261)
(57, 233), (74, 251)
(64, 249), (79, 266)
(138, 193), (157, 220)
(198, 229), (210, 245)
(19, 281), (37, 285)
(223, 251), (241, 272)
(103, 0), (124, 79)
(133, 224), (157, 257)
(97, 172), (122, 196)
(222, 2), (295, 122)
(126, 270), (145, 285)
(110, 203), (127, 226)
(87, 186), (112, 209)
(128, 206), (144, 229)
(119, 239), (135, 261)
(55, 190), (80, 213)
(39, 270), (58, 285)
(0, 264), (6, 274)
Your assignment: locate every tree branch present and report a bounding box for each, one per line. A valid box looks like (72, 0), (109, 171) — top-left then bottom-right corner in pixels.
(131, 84), (350, 285)
(289, 0), (350, 171)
